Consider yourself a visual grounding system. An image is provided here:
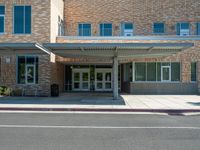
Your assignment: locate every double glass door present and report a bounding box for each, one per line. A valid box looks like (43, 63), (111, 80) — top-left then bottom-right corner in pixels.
(95, 69), (112, 91)
(72, 69), (90, 91)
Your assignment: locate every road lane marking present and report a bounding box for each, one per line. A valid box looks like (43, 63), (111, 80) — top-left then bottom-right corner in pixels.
(0, 125), (199, 129)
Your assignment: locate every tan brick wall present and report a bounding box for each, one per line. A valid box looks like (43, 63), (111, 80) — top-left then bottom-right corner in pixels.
(0, 54), (52, 96)
(0, 0), (51, 43)
(64, 0), (200, 36)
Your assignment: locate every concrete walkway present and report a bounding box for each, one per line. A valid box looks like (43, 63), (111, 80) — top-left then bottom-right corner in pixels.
(0, 93), (200, 113)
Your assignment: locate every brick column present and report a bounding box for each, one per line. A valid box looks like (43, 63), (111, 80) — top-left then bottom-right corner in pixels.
(181, 61), (190, 83)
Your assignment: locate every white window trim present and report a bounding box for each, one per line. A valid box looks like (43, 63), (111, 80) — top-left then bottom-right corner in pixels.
(161, 65), (171, 82)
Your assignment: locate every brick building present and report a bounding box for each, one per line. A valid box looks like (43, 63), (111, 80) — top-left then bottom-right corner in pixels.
(0, 0), (200, 99)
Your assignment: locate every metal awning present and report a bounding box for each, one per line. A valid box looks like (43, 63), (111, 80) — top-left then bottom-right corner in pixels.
(43, 43), (194, 59)
(0, 43), (51, 55)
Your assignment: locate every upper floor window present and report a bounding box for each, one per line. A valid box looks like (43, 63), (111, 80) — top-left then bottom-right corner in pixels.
(176, 22), (190, 36)
(58, 16), (64, 36)
(0, 6), (5, 34)
(153, 23), (165, 34)
(14, 6), (31, 34)
(121, 23), (133, 36)
(78, 23), (91, 36)
(196, 23), (200, 35)
(100, 23), (112, 36)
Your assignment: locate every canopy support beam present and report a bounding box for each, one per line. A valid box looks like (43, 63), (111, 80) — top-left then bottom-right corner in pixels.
(113, 56), (119, 100)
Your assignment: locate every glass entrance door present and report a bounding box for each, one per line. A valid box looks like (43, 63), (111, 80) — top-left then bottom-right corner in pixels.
(72, 69), (90, 91)
(95, 69), (112, 91)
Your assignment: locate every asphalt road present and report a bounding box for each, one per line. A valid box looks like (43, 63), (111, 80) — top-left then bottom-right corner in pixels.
(0, 112), (200, 150)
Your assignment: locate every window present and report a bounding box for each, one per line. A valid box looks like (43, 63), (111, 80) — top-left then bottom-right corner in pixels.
(147, 63), (156, 81)
(176, 22), (190, 36)
(191, 62), (197, 82)
(78, 23), (91, 36)
(17, 56), (38, 84)
(135, 63), (146, 81)
(58, 16), (64, 36)
(135, 62), (180, 82)
(14, 6), (31, 34)
(100, 23), (112, 36)
(153, 23), (165, 34)
(121, 23), (133, 36)
(0, 6), (5, 33)
(197, 23), (200, 35)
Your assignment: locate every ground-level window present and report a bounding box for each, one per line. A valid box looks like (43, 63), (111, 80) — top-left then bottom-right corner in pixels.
(176, 22), (190, 36)
(197, 23), (200, 35)
(191, 62), (197, 82)
(135, 62), (180, 82)
(153, 22), (165, 34)
(121, 23), (134, 36)
(17, 56), (38, 84)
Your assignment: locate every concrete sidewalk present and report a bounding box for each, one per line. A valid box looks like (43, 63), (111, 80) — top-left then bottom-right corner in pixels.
(0, 93), (200, 113)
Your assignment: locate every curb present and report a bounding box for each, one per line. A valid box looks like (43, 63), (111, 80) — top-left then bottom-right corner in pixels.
(0, 107), (200, 114)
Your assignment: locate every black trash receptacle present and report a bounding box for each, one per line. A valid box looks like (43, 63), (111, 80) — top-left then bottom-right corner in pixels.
(51, 84), (59, 97)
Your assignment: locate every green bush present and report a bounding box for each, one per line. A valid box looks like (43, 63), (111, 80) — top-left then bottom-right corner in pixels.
(0, 86), (12, 96)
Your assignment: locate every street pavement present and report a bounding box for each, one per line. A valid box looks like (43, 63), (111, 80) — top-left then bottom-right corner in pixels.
(0, 112), (200, 150)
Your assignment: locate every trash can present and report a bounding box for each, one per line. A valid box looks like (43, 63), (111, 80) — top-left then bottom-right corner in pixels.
(51, 84), (59, 97)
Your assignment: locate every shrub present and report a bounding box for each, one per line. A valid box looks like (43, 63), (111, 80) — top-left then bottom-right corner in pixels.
(0, 86), (12, 96)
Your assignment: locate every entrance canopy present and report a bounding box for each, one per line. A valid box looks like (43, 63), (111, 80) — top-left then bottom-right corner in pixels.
(43, 43), (194, 59)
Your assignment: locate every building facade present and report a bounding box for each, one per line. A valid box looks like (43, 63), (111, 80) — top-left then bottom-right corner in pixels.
(0, 0), (200, 98)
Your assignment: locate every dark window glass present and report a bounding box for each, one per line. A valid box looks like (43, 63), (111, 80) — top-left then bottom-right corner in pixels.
(18, 56), (26, 84)
(14, 6), (31, 34)
(147, 63), (156, 81)
(135, 63), (146, 81)
(191, 62), (197, 82)
(25, 6), (31, 33)
(0, 6), (5, 15)
(153, 23), (164, 34)
(171, 63), (180, 81)
(124, 23), (133, 30)
(157, 63), (161, 81)
(0, 16), (4, 33)
(78, 23), (91, 36)
(100, 23), (112, 36)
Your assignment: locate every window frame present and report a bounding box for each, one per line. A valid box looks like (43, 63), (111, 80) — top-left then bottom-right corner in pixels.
(196, 23), (200, 36)
(153, 22), (165, 34)
(13, 5), (32, 34)
(17, 55), (38, 85)
(99, 23), (112, 36)
(0, 5), (5, 34)
(78, 23), (92, 36)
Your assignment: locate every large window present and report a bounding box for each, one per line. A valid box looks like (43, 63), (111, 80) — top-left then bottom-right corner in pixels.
(191, 62), (197, 82)
(100, 23), (112, 36)
(0, 6), (5, 33)
(135, 62), (180, 82)
(14, 6), (31, 34)
(153, 23), (165, 34)
(17, 56), (38, 84)
(78, 23), (91, 36)
(176, 22), (190, 36)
